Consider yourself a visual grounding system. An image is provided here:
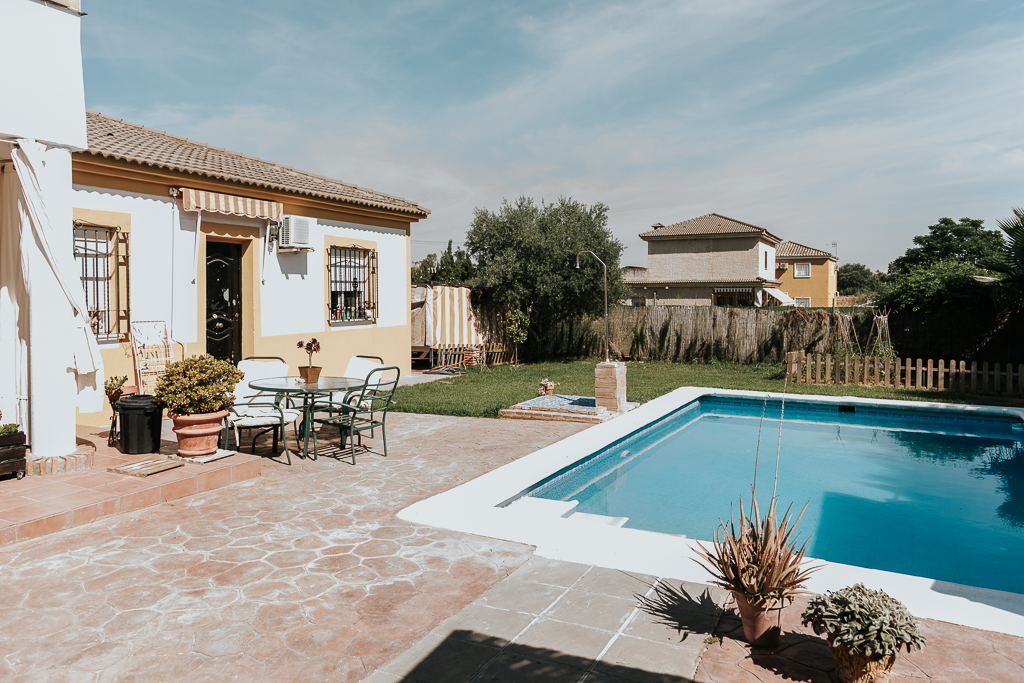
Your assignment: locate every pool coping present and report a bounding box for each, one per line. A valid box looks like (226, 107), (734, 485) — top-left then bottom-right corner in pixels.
(399, 387), (1024, 637)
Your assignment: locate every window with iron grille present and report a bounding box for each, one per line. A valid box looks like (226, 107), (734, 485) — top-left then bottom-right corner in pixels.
(328, 246), (377, 322)
(73, 221), (130, 342)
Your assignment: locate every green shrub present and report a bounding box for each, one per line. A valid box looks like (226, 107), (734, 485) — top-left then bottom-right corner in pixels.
(0, 424), (19, 437)
(154, 355), (243, 415)
(801, 583), (926, 658)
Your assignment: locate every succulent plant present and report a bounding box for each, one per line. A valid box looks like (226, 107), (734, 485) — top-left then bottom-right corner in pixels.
(104, 375), (128, 394)
(801, 583), (927, 658)
(154, 355), (244, 415)
(693, 495), (817, 609)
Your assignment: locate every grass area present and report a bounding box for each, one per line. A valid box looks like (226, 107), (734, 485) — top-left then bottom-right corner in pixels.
(393, 360), (1024, 419)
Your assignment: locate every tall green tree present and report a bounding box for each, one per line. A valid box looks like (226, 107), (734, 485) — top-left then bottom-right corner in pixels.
(976, 207), (1024, 299)
(876, 261), (989, 312)
(888, 217), (1005, 274)
(466, 196), (631, 348)
(837, 263), (885, 296)
(411, 240), (475, 284)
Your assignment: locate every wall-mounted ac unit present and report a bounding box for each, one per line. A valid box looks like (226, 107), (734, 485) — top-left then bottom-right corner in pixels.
(280, 216), (314, 250)
(775, 262), (789, 270)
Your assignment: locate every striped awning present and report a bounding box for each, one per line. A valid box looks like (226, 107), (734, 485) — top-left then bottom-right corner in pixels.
(713, 287), (753, 293)
(181, 188), (284, 223)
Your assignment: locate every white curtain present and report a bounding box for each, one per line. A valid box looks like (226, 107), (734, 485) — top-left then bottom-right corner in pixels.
(0, 164), (30, 429)
(10, 140), (104, 413)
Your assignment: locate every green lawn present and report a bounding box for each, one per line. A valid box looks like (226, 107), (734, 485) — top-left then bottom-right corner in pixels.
(393, 360), (1024, 419)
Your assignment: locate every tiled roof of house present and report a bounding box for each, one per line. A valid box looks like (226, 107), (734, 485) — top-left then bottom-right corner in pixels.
(627, 277), (782, 286)
(639, 213), (781, 241)
(776, 241), (835, 258)
(82, 111), (429, 217)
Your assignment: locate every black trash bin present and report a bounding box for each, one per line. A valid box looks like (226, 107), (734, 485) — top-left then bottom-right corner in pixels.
(116, 395), (164, 454)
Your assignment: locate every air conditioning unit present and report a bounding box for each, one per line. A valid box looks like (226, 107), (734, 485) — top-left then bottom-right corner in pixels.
(775, 262), (789, 270)
(280, 216), (314, 250)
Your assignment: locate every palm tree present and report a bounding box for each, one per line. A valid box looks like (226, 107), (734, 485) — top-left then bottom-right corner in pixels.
(976, 207), (1024, 299)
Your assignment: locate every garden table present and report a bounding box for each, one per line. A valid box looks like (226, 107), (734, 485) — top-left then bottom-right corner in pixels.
(247, 376), (365, 460)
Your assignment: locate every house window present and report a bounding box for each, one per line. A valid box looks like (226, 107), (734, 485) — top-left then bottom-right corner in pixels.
(794, 262), (811, 278)
(764, 251), (768, 270)
(794, 297), (811, 308)
(73, 222), (130, 342)
(328, 246), (377, 322)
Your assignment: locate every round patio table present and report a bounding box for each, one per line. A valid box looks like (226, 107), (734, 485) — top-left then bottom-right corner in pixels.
(248, 377), (366, 460)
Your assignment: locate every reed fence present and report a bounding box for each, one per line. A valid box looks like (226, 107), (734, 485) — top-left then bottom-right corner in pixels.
(785, 351), (1024, 395)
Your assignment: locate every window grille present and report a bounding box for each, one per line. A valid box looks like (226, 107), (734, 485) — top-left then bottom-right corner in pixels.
(73, 222), (130, 342)
(328, 246), (377, 322)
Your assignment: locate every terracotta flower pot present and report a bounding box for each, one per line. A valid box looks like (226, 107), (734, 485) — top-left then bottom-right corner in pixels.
(733, 594), (784, 648)
(830, 641), (896, 683)
(169, 410), (228, 457)
(299, 366), (322, 383)
(544, 385), (554, 395)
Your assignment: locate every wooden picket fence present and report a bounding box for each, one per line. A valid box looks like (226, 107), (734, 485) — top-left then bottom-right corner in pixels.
(785, 351), (1024, 395)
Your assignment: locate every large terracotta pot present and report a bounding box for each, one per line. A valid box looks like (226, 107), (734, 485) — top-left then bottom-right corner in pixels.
(830, 641), (896, 683)
(169, 410), (228, 457)
(298, 366), (322, 383)
(733, 594), (784, 648)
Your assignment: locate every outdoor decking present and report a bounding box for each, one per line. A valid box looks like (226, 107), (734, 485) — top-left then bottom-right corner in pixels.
(0, 414), (1020, 682)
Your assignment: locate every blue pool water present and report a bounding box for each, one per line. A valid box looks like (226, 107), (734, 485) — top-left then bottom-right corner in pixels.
(527, 396), (1024, 594)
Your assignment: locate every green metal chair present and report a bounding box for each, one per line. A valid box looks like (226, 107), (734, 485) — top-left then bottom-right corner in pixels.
(310, 366), (400, 464)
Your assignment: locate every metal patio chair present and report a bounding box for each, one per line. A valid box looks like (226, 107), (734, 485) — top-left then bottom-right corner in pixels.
(227, 356), (301, 464)
(310, 365), (400, 464)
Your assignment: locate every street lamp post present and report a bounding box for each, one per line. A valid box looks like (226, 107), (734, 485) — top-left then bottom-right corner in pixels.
(576, 250), (609, 363)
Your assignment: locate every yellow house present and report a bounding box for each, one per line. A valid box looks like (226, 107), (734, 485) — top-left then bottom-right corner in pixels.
(774, 241), (837, 307)
(71, 112), (429, 426)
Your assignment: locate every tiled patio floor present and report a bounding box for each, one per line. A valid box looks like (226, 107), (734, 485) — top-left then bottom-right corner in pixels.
(0, 414), (587, 681)
(0, 424), (260, 546)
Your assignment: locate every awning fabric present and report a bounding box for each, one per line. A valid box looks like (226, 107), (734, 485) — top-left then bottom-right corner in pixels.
(182, 188), (283, 223)
(425, 285), (486, 348)
(713, 287), (753, 293)
(763, 288), (796, 305)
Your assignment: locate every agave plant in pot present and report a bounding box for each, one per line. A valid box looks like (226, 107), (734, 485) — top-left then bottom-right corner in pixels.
(802, 583), (926, 683)
(154, 354), (243, 457)
(694, 495), (816, 647)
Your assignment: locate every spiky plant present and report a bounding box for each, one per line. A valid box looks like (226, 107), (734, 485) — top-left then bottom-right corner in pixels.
(693, 496), (817, 609)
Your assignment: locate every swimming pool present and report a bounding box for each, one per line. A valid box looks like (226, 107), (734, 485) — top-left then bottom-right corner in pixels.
(399, 388), (1024, 636)
(525, 396), (1024, 595)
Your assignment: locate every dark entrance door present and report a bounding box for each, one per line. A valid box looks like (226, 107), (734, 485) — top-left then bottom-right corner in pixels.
(206, 242), (242, 364)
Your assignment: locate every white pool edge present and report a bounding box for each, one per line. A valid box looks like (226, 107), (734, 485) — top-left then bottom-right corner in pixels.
(399, 387), (1024, 637)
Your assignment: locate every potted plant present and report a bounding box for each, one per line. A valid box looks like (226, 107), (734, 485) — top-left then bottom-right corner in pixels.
(296, 338), (322, 383)
(154, 354), (243, 457)
(0, 411), (27, 479)
(802, 583), (926, 683)
(694, 496), (816, 647)
(104, 375), (131, 406)
(538, 378), (559, 396)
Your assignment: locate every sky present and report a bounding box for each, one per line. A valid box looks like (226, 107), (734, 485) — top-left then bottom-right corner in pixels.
(81, 0), (1024, 271)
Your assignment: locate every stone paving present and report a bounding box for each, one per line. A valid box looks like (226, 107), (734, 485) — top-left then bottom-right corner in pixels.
(0, 414), (587, 682)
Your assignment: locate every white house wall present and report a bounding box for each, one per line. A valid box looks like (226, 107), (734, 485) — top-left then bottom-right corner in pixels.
(0, 0), (86, 149)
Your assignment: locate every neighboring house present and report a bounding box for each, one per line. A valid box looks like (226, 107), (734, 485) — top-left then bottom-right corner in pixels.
(774, 241), (838, 308)
(70, 111), (429, 426)
(625, 213), (791, 307)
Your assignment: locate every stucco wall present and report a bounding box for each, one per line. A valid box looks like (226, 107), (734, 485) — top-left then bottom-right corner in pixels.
(0, 0), (86, 148)
(775, 257), (837, 307)
(646, 236), (762, 281)
(71, 185), (412, 426)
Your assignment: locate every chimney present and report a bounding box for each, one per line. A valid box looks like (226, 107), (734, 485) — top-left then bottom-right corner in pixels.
(651, 222), (664, 230)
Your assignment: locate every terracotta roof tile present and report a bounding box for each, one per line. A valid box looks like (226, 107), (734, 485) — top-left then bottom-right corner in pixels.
(82, 111), (428, 217)
(639, 213), (780, 241)
(776, 241), (835, 258)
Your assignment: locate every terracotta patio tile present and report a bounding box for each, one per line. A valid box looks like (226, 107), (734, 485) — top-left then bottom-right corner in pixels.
(72, 498), (120, 526)
(0, 499), (68, 524)
(16, 511), (72, 540)
(195, 465), (234, 493)
(0, 494), (36, 512)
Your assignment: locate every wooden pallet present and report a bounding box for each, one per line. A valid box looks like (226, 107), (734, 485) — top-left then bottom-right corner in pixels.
(107, 457), (183, 478)
(166, 449), (236, 464)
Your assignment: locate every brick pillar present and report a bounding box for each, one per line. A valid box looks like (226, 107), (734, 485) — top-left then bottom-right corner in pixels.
(595, 362), (626, 413)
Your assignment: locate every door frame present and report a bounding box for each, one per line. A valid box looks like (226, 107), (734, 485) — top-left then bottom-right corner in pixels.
(195, 222), (261, 362)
